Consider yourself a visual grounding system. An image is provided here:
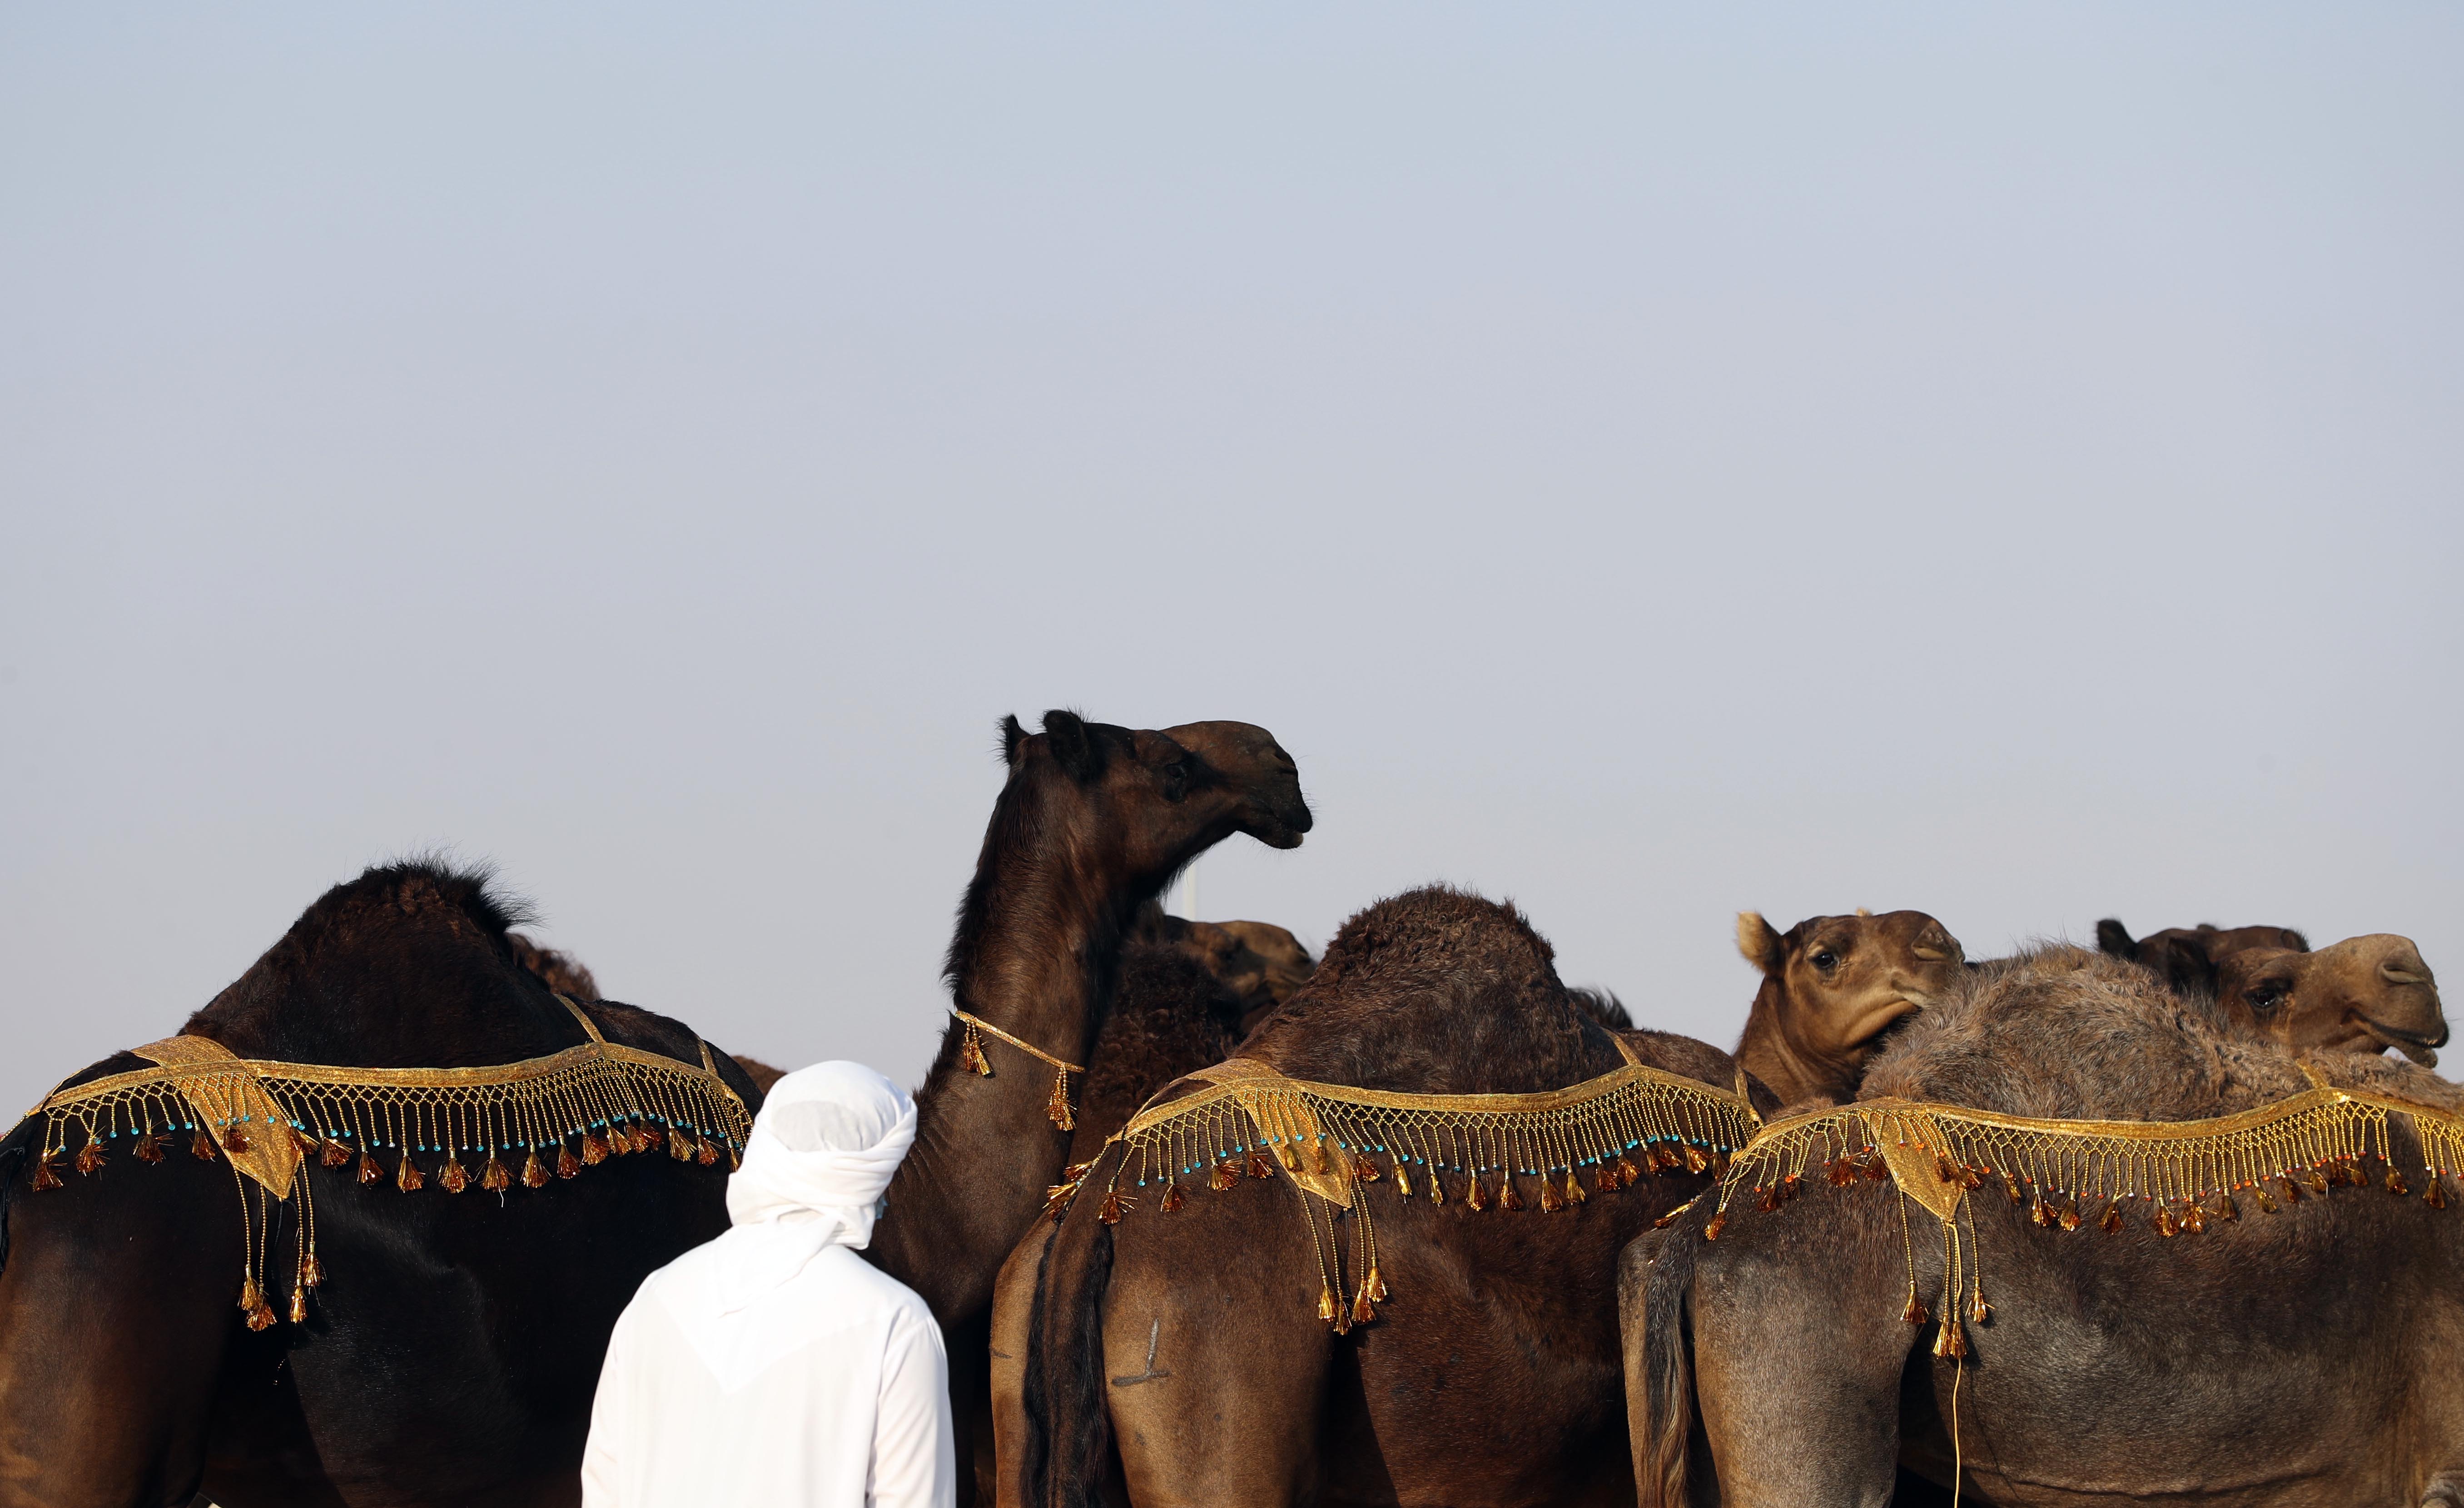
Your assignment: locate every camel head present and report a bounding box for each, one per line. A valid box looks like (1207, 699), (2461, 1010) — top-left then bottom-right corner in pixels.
(1735, 909), (1967, 1101)
(1212, 920), (1316, 1009)
(2095, 918), (2310, 996)
(999, 711), (1311, 896)
(2217, 934), (2447, 1067)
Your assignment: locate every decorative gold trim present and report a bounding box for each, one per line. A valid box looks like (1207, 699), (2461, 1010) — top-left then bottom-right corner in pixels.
(949, 1009), (1085, 1130)
(22, 997), (751, 1331)
(1068, 1053), (1760, 1332)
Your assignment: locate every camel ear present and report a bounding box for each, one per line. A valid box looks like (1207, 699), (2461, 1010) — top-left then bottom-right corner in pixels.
(1736, 912), (1785, 975)
(2095, 919), (2136, 959)
(1041, 710), (1103, 782)
(1855, 906), (1873, 918)
(2281, 928), (2311, 953)
(1001, 714), (1028, 767)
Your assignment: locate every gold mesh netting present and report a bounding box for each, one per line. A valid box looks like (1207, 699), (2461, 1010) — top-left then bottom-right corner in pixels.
(1051, 1052), (1762, 1330)
(20, 999), (750, 1332)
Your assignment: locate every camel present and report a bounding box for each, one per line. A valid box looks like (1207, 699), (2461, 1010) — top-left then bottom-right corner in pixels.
(1733, 910), (1967, 1108)
(2094, 917), (2309, 995)
(2215, 933), (2445, 1065)
(877, 712), (1310, 1506)
(1009, 886), (1771, 1508)
(1628, 944), (2464, 1507)
(0, 862), (771, 1507)
(1130, 902), (1318, 1035)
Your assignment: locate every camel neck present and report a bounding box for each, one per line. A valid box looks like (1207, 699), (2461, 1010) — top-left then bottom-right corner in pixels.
(1734, 986), (1861, 1111)
(870, 780), (1147, 1328)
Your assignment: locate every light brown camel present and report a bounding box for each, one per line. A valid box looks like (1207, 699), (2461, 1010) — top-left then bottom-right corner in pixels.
(1009, 886), (1772, 1508)
(1129, 901), (1317, 1035)
(1733, 910), (1967, 1108)
(874, 711), (1310, 1506)
(2216, 933), (2445, 1065)
(1629, 944), (2464, 1507)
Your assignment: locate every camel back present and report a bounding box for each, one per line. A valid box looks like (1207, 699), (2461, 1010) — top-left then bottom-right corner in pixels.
(1047, 1046), (1762, 1331)
(22, 997), (750, 1330)
(1700, 1079), (2464, 1360)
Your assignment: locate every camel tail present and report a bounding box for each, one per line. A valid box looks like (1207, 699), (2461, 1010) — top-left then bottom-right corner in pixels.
(1639, 1216), (1702, 1508)
(1020, 1189), (1116, 1508)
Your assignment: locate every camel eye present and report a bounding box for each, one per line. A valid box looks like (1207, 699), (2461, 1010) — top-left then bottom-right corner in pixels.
(1160, 760), (1190, 801)
(1811, 949), (1841, 973)
(2247, 982), (2289, 1014)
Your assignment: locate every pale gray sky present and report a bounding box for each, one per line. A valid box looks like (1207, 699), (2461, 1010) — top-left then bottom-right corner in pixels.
(5, 4), (2459, 1117)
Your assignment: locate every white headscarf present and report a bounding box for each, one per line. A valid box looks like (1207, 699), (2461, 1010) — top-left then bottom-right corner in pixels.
(705, 1061), (917, 1314)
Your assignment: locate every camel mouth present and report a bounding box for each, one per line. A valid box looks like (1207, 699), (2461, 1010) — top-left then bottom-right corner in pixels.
(2357, 1015), (2447, 1068)
(1845, 996), (1923, 1052)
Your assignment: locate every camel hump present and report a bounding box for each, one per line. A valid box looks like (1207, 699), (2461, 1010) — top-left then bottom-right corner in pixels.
(1238, 886), (1615, 1096)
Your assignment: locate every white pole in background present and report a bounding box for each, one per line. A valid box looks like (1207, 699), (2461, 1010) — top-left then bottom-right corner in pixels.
(1170, 859), (1200, 921)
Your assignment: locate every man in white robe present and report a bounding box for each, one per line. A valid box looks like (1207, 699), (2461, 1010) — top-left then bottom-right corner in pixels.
(582, 1061), (953, 1508)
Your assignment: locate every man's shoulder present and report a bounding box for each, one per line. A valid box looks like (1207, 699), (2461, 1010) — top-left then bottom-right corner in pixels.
(823, 1247), (939, 1328)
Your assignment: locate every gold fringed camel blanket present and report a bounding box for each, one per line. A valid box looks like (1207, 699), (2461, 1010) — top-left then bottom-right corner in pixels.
(20, 999), (750, 1331)
(1048, 1044), (1765, 1330)
(1699, 1078), (2464, 1360)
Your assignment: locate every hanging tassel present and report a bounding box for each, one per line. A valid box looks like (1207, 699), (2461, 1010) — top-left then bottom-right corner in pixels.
(1682, 1145), (1710, 1175)
(1901, 1288), (1928, 1326)
(2030, 1195), (2055, 1229)
(2213, 1192), (2237, 1223)
(2181, 1202), (2206, 1235)
(2004, 1177), (2027, 1207)
(1160, 1182), (1185, 1213)
(1040, 1183), (1076, 1222)
(288, 1286), (309, 1325)
(2098, 1201), (2124, 1234)
(192, 1129), (219, 1162)
(696, 1137), (719, 1167)
(1934, 1153), (1960, 1185)
(957, 1024), (991, 1077)
(303, 1252), (325, 1288)
(1245, 1149), (1277, 1180)
(1757, 1185), (1781, 1214)
(358, 1151), (383, 1186)
(2301, 1166), (2330, 1195)
(522, 1150), (549, 1189)
(1465, 1171), (1490, 1212)
(1428, 1171), (1446, 1207)
(1393, 1162), (1414, 1197)
(1309, 1141), (1330, 1176)
(480, 1154), (512, 1193)
(2386, 1169), (2412, 1196)
(439, 1155), (470, 1194)
(1862, 1151), (1891, 1183)
(1210, 1160), (1239, 1191)
(556, 1143), (581, 1180)
(1932, 1318), (1967, 1359)
(2278, 1175), (2302, 1205)
(1617, 1155), (1644, 1187)
(1826, 1158), (1855, 1187)
(1352, 1152), (1381, 1184)
(2254, 1183), (2279, 1214)
(1702, 1212), (1726, 1240)
(2154, 1205), (2180, 1237)
(1046, 1071), (1074, 1132)
(1497, 1172), (1524, 1211)
(2058, 1201), (2082, 1232)
(1540, 1178), (1565, 1214)
(1365, 1265), (1389, 1303)
(1097, 1188), (1132, 1225)
(221, 1123), (253, 1155)
(636, 1123), (664, 1154)
(30, 1153), (62, 1192)
(1564, 1170), (1587, 1206)
(1968, 1289), (1992, 1324)
(666, 1128), (693, 1163)
(2427, 1177), (2449, 1210)
(1317, 1283), (1339, 1326)
(582, 1130), (610, 1165)
(1779, 1173), (1803, 1203)
(135, 1132), (166, 1164)
(397, 1154), (425, 1193)
(241, 1280), (273, 1331)
(320, 1138), (353, 1170)
(1351, 1289), (1377, 1326)
(75, 1137), (106, 1176)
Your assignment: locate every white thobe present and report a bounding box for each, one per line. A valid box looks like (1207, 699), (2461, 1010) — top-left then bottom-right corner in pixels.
(581, 1241), (953, 1508)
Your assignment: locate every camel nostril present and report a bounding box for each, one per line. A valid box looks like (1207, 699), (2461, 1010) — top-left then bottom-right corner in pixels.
(1911, 947), (1947, 962)
(2383, 962), (2430, 987)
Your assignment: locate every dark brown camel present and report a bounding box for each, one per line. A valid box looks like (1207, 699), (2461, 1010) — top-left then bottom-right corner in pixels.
(879, 712), (1311, 1505)
(1129, 902), (1318, 1035)
(2094, 917), (2310, 995)
(1629, 944), (2464, 1507)
(2216, 933), (2445, 1065)
(0, 862), (769, 1508)
(1012, 886), (1772, 1508)
(1733, 910), (1967, 1108)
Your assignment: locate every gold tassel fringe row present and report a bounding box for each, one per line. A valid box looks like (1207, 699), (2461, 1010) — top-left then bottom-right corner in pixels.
(23, 998), (750, 1330)
(951, 1010), (1086, 1132)
(1704, 1084), (2464, 1353)
(1051, 1055), (1761, 1331)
